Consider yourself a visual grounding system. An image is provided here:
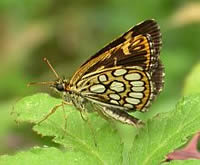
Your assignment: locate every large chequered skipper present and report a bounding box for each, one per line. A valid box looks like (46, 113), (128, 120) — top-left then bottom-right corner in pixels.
(30, 19), (164, 126)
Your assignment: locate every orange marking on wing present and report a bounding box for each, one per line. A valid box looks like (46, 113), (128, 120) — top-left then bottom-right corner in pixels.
(130, 35), (151, 70)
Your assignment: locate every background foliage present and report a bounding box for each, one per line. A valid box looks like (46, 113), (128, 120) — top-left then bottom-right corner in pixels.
(0, 0), (200, 164)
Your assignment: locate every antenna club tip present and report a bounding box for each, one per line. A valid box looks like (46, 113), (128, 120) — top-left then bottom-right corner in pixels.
(43, 57), (47, 62)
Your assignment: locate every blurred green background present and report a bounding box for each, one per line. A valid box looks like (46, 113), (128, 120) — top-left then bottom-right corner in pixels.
(0, 0), (200, 155)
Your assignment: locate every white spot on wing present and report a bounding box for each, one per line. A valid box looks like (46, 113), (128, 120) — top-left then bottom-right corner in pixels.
(110, 81), (125, 92)
(125, 97), (140, 105)
(90, 84), (106, 93)
(129, 92), (143, 99)
(131, 86), (145, 92)
(98, 74), (107, 82)
(110, 100), (119, 105)
(124, 73), (141, 80)
(124, 103), (134, 109)
(109, 94), (120, 100)
(113, 69), (127, 76)
(130, 81), (144, 86)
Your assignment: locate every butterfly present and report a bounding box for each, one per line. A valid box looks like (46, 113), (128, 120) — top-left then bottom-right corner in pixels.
(31, 19), (164, 126)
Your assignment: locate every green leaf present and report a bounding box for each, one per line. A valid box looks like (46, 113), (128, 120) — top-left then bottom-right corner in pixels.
(1, 146), (125, 165)
(184, 63), (200, 95)
(129, 94), (200, 165)
(10, 93), (123, 165)
(0, 147), (68, 165)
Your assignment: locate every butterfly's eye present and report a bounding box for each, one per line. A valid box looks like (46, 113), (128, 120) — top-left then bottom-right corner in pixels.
(56, 84), (64, 91)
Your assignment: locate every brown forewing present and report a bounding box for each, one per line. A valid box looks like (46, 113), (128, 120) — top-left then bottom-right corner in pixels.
(70, 20), (162, 85)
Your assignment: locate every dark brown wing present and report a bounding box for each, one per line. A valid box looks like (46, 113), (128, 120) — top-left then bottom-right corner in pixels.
(82, 19), (161, 68)
(70, 19), (163, 98)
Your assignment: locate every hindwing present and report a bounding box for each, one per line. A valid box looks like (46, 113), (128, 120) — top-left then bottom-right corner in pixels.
(72, 66), (154, 112)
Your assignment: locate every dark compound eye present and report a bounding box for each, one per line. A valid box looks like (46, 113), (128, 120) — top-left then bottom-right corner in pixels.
(56, 84), (64, 91)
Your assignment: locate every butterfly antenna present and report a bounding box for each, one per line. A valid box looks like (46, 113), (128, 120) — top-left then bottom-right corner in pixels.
(27, 81), (55, 87)
(27, 58), (60, 87)
(43, 57), (60, 79)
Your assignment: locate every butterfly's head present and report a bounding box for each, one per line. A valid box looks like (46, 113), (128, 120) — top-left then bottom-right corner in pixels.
(51, 79), (69, 93)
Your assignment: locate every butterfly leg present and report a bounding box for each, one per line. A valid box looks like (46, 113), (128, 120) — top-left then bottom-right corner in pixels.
(84, 115), (97, 147)
(78, 107), (97, 147)
(71, 96), (97, 145)
(37, 101), (72, 129)
(79, 110), (89, 121)
(100, 106), (144, 127)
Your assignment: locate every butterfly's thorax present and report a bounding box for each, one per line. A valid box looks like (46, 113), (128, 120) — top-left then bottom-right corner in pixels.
(63, 84), (87, 111)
